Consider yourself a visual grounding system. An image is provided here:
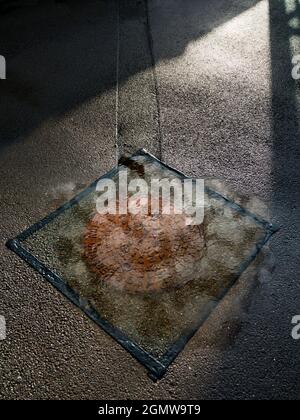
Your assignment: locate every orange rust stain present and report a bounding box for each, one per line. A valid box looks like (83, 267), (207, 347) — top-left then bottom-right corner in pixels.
(83, 200), (205, 294)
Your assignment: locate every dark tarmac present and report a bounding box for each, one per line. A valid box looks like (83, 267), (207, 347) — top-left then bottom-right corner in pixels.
(0, 0), (299, 399)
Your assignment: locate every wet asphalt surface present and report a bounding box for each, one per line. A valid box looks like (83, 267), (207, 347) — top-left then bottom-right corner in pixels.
(0, 0), (300, 399)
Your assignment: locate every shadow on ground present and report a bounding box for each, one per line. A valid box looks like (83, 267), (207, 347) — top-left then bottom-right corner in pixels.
(0, 0), (260, 150)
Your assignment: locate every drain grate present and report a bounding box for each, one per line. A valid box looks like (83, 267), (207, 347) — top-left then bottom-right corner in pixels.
(6, 150), (276, 380)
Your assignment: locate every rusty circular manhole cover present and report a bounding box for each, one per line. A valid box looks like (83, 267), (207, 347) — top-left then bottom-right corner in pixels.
(83, 200), (205, 294)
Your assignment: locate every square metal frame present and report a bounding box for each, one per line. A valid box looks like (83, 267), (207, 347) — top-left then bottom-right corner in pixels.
(6, 149), (277, 380)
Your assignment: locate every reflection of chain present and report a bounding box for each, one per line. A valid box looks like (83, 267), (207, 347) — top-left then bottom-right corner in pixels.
(115, 0), (121, 165)
(145, 0), (163, 161)
(115, 0), (163, 163)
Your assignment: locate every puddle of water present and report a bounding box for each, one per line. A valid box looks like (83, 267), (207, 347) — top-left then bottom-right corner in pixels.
(19, 152), (275, 362)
